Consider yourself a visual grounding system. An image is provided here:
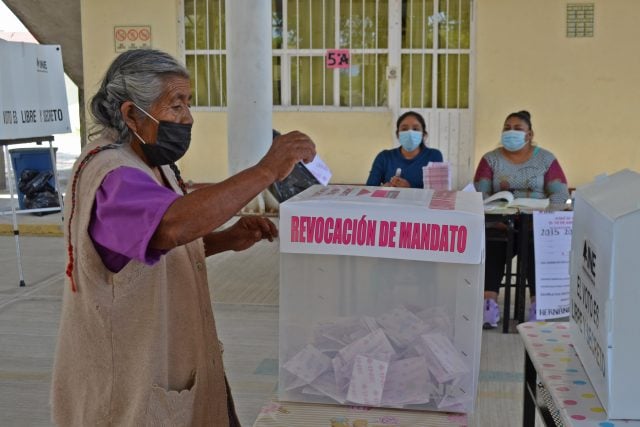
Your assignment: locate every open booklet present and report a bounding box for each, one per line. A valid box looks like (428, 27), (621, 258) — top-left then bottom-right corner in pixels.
(483, 190), (549, 211)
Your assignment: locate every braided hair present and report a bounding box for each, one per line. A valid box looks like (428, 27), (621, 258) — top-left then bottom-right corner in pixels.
(65, 144), (118, 292)
(66, 49), (190, 292)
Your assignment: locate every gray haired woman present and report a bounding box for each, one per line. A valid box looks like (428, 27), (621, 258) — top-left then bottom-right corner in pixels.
(51, 49), (315, 426)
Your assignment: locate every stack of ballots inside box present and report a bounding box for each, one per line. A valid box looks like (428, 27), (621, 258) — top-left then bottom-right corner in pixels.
(282, 306), (471, 410)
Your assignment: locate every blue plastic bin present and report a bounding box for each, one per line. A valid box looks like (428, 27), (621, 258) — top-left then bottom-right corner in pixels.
(9, 147), (57, 209)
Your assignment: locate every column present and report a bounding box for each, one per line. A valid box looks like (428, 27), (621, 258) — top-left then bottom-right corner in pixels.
(225, 0), (274, 213)
(225, 0), (272, 175)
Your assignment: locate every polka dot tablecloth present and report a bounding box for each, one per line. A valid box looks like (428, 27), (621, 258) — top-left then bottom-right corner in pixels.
(518, 321), (640, 426)
(253, 399), (468, 426)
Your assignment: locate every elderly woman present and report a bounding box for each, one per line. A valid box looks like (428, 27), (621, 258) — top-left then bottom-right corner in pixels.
(366, 111), (443, 188)
(50, 49), (315, 426)
(474, 110), (569, 329)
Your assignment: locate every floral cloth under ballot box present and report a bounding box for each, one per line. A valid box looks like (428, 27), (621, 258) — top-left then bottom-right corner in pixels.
(278, 185), (485, 414)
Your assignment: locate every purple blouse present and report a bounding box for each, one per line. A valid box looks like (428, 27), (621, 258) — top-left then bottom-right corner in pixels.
(89, 166), (181, 273)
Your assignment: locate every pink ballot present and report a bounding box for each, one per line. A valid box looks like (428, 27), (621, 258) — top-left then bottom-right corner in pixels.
(305, 370), (348, 404)
(381, 356), (431, 406)
(346, 355), (388, 406)
(283, 344), (332, 384)
(419, 332), (470, 383)
(377, 306), (430, 348)
(337, 329), (395, 365)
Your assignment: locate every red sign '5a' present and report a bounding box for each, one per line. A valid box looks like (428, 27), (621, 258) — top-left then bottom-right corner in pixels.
(326, 49), (350, 69)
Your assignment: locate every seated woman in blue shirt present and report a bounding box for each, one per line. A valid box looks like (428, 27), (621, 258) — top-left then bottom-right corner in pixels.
(366, 111), (443, 188)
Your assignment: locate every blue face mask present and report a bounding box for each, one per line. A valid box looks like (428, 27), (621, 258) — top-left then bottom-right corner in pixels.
(501, 130), (527, 152)
(398, 130), (423, 152)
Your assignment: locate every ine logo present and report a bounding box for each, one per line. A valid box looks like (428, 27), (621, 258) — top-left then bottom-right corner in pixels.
(582, 239), (597, 283)
(36, 58), (48, 73)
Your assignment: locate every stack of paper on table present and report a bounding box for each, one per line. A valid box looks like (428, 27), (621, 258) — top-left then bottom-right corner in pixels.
(422, 162), (451, 191)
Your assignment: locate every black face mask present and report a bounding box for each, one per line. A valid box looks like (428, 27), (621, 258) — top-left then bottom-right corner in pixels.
(132, 104), (192, 166)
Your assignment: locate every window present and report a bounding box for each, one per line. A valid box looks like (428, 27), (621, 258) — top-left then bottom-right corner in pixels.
(272, 0), (388, 108)
(183, 0), (472, 110)
(401, 0), (471, 109)
(184, 0), (227, 108)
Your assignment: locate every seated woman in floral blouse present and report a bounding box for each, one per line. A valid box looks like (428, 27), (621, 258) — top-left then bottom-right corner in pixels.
(474, 110), (569, 329)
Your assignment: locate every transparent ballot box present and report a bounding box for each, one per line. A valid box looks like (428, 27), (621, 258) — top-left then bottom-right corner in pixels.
(278, 185), (485, 413)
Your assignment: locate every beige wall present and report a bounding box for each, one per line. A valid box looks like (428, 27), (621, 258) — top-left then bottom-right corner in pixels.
(476, 0), (640, 187)
(182, 111), (393, 184)
(81, 0), (180, 95)
(81, 0), (640, 188)
(275, 112), (394, 184)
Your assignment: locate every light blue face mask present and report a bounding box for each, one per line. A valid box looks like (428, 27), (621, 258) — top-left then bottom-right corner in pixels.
(501, 130), (527, 152)
(398, 130), (423, 152)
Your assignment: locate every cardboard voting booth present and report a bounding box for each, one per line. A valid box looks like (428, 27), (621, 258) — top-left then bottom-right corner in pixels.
(279, 185), (485, 413)
(0, 40), (70, 287)
(569, 170), (640, 419)
(0, 40), (71, 139)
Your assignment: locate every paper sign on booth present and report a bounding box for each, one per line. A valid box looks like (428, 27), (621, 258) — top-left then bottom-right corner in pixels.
(0, 41), (71, 139)
(533, 211), (573, 320)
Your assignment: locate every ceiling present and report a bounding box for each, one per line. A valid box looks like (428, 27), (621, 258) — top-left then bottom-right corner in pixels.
(4, 0), (83, 88)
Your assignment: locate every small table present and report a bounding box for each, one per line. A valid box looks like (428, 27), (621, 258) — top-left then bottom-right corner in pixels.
(253, 400), (468, 427)
(518, 321), (640, 426)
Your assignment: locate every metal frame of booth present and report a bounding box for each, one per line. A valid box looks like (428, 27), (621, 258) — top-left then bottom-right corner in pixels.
(0, 136), (63, 287)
